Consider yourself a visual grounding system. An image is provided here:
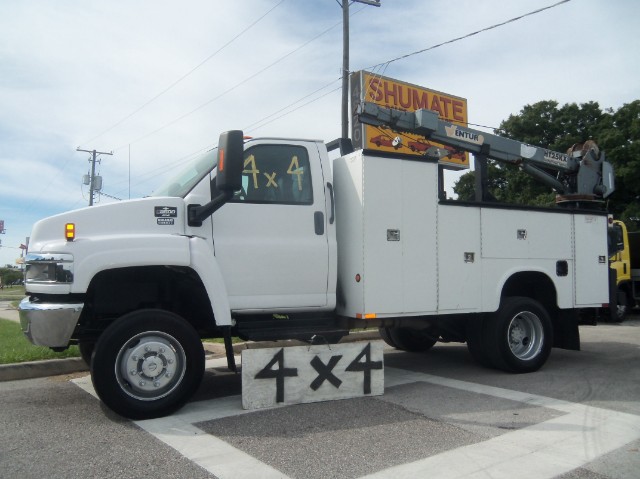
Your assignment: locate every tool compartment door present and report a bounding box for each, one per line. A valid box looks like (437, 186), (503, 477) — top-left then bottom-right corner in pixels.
(574, 214), (609, 306)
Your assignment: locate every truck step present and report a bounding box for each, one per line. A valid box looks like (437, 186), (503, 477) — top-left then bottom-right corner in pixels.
(240, 328), (349, 343)
(235, 315), (348, 343)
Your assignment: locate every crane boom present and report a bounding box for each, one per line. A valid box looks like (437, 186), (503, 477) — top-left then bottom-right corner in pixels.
(356, 102), (615, 203)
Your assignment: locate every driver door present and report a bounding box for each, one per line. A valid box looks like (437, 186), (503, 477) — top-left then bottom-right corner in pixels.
(211, 140), (330, 311)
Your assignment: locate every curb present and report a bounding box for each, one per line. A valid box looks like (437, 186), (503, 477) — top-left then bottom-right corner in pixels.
(0, 331), (381, 382)
(0, 358), (88, 382)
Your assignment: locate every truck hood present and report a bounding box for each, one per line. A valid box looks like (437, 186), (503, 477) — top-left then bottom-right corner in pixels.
(28, 197), (186, 253)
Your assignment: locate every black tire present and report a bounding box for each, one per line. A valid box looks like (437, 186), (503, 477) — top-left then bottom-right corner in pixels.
(465, 317), (492, 368)
(485, 297), (552, 373)
(91, 309), (205, 420)
(378, 327), (398, 348)
(387, 327), (438, 352)
(78, 341), (95, 366)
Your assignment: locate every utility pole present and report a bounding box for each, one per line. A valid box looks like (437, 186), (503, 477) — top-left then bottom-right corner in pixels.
(77, 148), (112, 206)
(341, 0), (381, 140)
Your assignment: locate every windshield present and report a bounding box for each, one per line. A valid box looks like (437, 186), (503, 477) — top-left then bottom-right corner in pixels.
(151, 149), (218, 197)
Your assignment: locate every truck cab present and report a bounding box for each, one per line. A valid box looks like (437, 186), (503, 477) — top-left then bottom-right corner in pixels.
(20, 135), (339, 345)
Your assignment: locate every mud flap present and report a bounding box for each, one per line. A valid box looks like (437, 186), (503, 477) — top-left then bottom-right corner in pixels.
(608, 267), (619, 322)
(223, 327), (237, 372)
(553, 309), (580, 351)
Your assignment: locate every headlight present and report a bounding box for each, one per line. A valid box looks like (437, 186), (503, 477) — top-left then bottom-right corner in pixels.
(24, 253), (74, 284)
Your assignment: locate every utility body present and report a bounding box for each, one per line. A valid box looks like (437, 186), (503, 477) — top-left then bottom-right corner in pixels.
(20, 103), (614, 419)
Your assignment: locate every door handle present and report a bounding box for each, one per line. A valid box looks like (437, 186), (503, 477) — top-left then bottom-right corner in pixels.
(314, 211), (324, 235)
(327, 182), (335, 224)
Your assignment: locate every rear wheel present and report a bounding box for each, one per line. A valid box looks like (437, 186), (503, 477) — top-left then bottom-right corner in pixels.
(91, 309), (205, 420)
(378, 327), (398, 348)
(387, 327), (438, 352)
(485, 297), (552, 373)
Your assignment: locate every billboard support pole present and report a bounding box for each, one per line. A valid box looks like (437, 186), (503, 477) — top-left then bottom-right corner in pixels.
(341, 1), (349, 140)
(341, 1), (381, 140)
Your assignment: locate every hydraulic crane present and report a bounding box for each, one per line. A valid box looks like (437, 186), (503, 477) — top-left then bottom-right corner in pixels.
(356, 102), (615, 208)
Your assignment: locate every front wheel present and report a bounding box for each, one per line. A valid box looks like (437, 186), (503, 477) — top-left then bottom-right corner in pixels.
(91, 309), (205, 420)
(485, 297), (552, 373)
(78, 341), (95, 366)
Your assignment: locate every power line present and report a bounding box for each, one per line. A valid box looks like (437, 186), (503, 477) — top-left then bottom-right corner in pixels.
(45, 2), (286, 211)
(112, 5), (368, 152)
(118, 86), (344, 194)
(248, 85), (343, 134)
(98, 191), (122, 201)
(109, 144), (215, 196)
(240, 1), (561, 136)
(122, 0), (566, 157)
(243, 77), (343, 132)
(78, 0), (287, 149)
(107, 81), (343, 196)
(103, 2), (565, 196)
(361, 0), (571, 71)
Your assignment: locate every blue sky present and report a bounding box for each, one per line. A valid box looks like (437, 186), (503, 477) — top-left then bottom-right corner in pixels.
(1, 0), (639, 267)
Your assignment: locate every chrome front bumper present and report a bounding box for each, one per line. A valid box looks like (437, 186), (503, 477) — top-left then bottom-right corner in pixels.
(19, 297), (84, 348)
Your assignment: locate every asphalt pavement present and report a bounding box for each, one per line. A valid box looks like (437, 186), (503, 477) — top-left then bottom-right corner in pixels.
(3, 321), (638, 479)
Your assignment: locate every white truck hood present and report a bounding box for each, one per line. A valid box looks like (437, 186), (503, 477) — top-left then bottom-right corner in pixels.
(26, 197), (191, 294)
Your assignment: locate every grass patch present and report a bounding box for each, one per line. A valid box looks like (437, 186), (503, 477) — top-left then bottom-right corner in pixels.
(0, 318), (80, 364)
(203, 337), (241, 344)
(0, 285), (25, 302)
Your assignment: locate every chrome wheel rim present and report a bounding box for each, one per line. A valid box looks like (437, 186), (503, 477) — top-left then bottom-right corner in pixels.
(114, 331), (186, 401)
(507, 311), (544, 360)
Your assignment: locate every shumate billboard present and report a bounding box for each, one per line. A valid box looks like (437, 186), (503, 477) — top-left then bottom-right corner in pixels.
(351, 71), (469, 170)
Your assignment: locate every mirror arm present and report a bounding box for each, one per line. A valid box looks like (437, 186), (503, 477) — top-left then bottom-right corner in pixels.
(188, 191), (233, 227)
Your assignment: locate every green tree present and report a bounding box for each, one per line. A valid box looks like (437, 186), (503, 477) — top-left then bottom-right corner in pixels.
(0, 267), (23, 287)
(453, 100), (639, 221)
(595, 100), (640, 227)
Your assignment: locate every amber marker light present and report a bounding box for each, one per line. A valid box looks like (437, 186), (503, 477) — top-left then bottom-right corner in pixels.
(65, 223), (75, 241)
(218, 149), (225, 172)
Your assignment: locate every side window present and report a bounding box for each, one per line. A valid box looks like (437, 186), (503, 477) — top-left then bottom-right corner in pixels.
(232, 144), (313, 205)
(608, 223), (624, 257)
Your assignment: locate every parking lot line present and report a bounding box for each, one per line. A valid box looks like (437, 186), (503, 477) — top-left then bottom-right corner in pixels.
(135, 415), (289, 479)
(73, 357), (290, 479)
(72, 361), (640, 479)
(364, 368), (640, 479)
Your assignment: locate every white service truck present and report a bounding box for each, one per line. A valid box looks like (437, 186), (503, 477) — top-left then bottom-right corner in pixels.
(20, 102), (615, 419)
